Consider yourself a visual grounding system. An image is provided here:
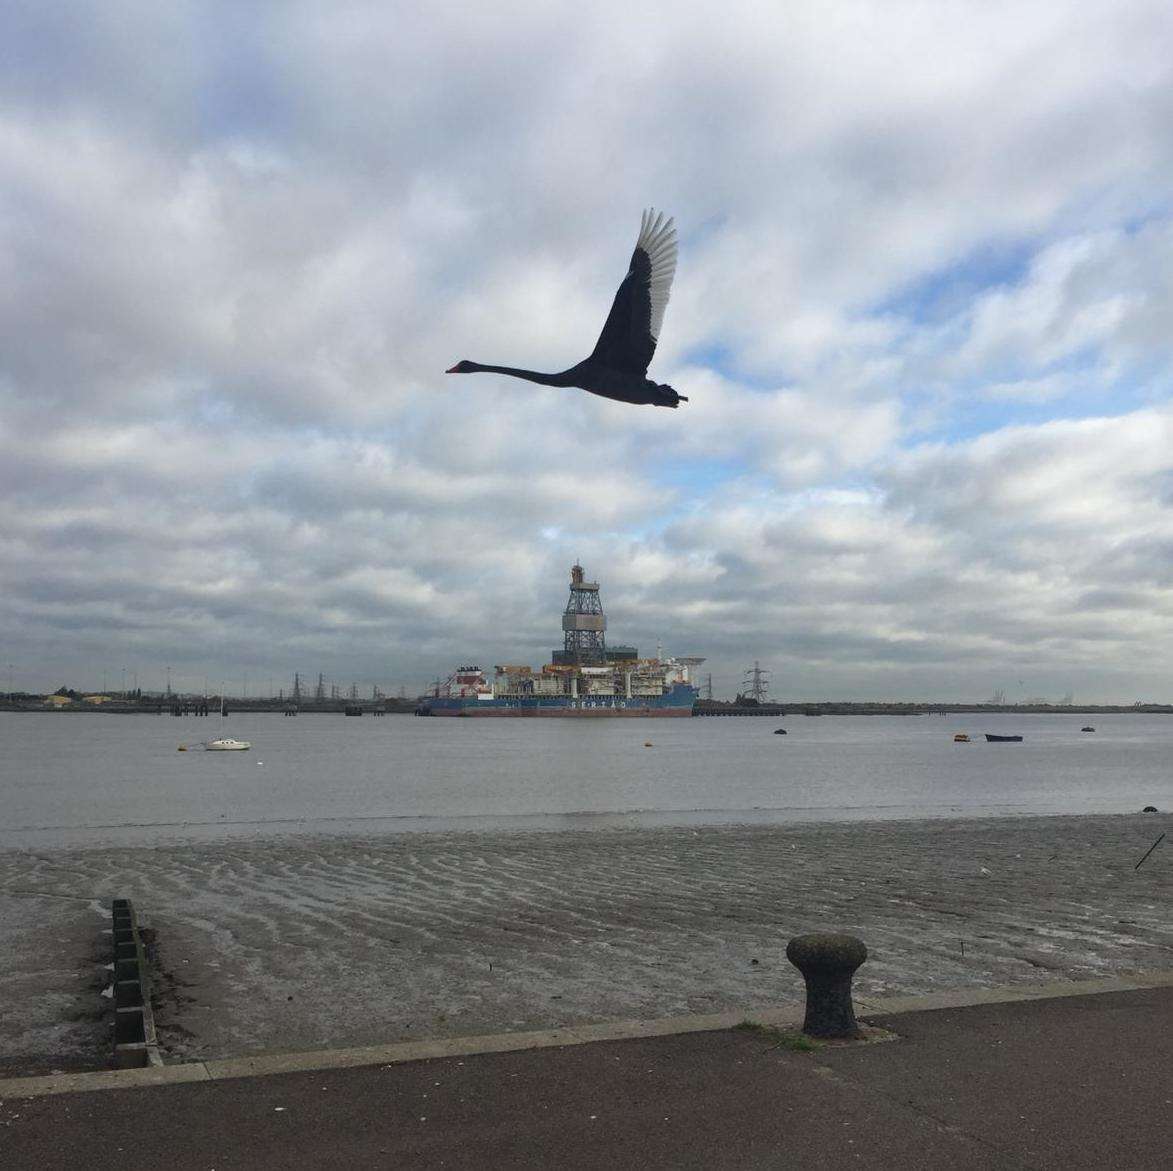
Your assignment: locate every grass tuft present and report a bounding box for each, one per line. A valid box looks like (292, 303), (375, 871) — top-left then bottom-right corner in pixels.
(734, 1020), (819, 1051)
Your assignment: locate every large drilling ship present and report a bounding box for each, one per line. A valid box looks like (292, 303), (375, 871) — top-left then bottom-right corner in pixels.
(417, 565), (702, 717)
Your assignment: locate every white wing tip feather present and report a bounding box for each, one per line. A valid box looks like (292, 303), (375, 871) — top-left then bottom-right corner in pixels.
(636, 207), (678, 341)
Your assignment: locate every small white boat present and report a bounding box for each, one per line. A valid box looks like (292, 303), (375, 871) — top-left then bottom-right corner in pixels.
(206, 738), (251, 751)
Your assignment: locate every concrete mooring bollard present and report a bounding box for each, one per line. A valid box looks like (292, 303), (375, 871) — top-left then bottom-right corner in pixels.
(786, 933), (868, 1039)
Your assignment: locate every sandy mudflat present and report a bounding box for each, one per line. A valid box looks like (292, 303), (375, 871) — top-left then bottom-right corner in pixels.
(1, 814), (1169, 1074)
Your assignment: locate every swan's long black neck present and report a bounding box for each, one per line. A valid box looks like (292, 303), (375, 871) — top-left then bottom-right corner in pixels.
(466, 363), (572, 387)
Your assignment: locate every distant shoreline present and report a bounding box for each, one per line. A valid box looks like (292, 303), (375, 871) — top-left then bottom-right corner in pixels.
(693, 700), (1173, 716)
(2, 699), (1170, 716)
(0, 700), (419, 715)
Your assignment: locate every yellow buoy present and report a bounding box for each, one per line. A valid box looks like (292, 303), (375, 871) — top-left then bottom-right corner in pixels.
(644, 741), (653, 747)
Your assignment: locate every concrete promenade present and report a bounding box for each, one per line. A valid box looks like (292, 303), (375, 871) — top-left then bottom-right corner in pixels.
(2, 977), (1170, 1169)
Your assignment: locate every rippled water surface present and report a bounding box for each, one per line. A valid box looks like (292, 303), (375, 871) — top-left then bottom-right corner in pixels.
(1, 710), (1170, 846)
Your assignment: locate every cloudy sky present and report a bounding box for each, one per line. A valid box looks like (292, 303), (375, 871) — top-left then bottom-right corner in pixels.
(2, 1), (1172, 701)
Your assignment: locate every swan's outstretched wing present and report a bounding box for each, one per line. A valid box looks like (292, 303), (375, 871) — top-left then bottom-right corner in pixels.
(589, 209), (677, 375)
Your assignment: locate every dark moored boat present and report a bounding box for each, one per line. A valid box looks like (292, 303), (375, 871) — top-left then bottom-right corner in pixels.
(774, 728), (787, 735)
(1081, 726), (1095, 733)
(985, 733), (1023, 742)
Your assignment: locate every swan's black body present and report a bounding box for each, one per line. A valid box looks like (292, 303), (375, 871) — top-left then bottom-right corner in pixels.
(447, 210), (685, 408)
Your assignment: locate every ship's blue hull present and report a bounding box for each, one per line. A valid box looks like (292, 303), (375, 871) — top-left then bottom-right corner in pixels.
(418, 683), (698, 717)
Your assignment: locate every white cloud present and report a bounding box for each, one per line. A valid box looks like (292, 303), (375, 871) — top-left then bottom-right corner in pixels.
(1, 1), (1172, 699)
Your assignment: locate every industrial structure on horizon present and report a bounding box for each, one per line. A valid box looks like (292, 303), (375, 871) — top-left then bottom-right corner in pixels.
(417, 564), (703, 716)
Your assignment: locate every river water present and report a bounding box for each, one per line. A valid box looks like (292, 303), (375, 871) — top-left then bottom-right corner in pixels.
(1, 710), (1169, 848)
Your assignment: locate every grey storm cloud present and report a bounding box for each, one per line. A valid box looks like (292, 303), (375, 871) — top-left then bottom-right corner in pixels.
(1, 1), (1172, 700)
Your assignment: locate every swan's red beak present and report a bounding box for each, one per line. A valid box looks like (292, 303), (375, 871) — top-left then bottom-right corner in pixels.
(445, 364), (460, 374)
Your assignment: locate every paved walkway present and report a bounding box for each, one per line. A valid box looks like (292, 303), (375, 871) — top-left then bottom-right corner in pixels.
(2, 985), (1170, 1169)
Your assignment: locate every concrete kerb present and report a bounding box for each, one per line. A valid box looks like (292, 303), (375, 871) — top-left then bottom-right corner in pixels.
(2, 968), (1171, 1101)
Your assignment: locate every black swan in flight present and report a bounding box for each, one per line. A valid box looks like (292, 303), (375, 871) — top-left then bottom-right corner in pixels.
(447, 209), (685, 408)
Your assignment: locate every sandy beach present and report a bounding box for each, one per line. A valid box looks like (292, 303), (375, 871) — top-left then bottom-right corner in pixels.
(1, 813), (1169, 1076)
